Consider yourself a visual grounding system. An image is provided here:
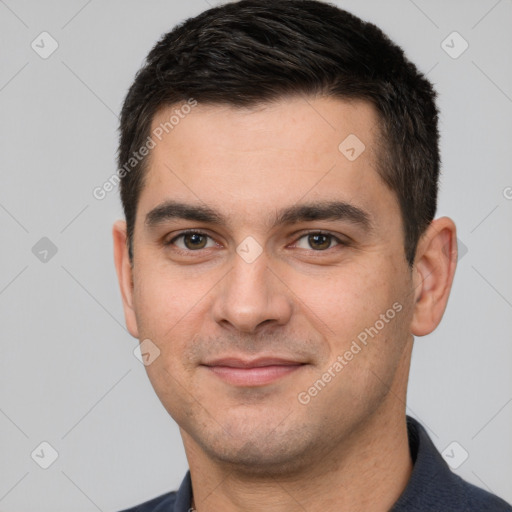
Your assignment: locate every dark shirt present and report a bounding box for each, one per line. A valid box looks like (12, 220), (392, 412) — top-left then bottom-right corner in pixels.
(119, 416), (512, 511)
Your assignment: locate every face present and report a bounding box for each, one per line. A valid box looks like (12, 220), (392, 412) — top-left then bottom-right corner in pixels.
(116, 96), (420, 475)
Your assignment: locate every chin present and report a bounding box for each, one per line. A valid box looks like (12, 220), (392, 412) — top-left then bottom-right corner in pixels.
(197, 422), (320, 477)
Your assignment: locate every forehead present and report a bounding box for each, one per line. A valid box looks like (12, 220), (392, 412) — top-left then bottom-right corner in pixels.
(137, 96), (397, 232)
(149, 96), (381, 166)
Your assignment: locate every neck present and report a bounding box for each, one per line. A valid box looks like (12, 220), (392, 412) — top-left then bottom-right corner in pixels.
(184, 346), (414, 512)
(185, 412), (411, 512)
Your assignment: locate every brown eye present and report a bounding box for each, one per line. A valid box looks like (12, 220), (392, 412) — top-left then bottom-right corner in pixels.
(294, 232), (342, 251)
(308, 233), (331, 250)
(168, 231), (215, 251)
(182, 233), (208, 250)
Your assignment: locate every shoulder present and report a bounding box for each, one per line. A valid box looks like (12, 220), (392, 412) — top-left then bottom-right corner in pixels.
(117, 490), (177, 512)
(452, 474), (512, 511)
(393, 417), (512, 511)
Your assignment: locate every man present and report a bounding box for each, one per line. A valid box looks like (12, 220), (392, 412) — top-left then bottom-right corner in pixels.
(112, 1), (512, 510)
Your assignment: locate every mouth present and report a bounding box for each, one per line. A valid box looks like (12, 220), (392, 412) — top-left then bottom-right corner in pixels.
(201, 357), (307, 387)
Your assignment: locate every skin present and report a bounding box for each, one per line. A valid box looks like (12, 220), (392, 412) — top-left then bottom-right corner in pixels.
(113, 96), (458, 512)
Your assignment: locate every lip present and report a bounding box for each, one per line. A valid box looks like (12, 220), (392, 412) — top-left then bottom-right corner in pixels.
(203, 357), (304, 368)
(202, 357), (307, 386)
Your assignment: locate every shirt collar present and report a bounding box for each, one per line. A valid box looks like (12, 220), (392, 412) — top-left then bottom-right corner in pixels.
(172, 469), (193, 511)
(390, 415), (465, 510)
(171, 416), (465, 511)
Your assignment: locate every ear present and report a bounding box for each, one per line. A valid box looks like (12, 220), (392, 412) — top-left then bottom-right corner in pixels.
(112, 220), (139, 338)
(410, 217), (458, 337)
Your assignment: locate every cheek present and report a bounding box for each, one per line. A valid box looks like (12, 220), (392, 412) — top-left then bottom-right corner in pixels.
(292, 261), (397, 338)
(293, 259), (409, 395)
(132, 267), (205, 420)
(132, 265), (202, 352)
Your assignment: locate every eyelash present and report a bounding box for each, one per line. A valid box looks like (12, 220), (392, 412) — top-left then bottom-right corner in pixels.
(165, 229), (348, 255)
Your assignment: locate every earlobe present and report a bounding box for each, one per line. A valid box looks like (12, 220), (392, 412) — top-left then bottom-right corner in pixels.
(112, 220), (139, 338)
(410, 217), (458, 337)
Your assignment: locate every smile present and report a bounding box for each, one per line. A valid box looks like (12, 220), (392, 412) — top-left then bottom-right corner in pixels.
(202, 357), (307, 386)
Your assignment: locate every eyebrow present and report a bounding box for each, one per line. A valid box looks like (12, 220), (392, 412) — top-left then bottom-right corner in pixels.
(145, 199), (373, 232)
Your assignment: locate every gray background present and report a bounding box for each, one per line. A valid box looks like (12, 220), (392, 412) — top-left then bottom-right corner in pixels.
(1, 0), (511, 510)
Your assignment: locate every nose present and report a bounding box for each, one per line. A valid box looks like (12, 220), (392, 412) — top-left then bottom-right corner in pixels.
(211, 246), (293, 334)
